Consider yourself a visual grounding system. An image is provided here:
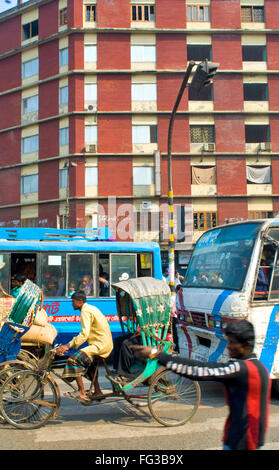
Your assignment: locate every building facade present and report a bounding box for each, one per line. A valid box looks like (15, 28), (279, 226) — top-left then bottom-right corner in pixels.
(1, 0), (279, 269)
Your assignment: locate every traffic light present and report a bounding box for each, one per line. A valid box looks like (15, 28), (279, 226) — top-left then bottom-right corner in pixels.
(190, 59), (219, 92)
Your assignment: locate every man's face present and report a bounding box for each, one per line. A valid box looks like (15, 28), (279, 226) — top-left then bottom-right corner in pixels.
(72, 299), (83, 310)
(226, 335), (247, 359)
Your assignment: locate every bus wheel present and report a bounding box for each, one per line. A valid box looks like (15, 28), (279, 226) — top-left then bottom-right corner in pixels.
(272, 379), (279, 396)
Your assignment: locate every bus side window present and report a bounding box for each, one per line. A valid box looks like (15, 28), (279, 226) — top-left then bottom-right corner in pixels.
(41, 254), (66, 298)
(137, 253), (152, 277)
(254, 245), (275, 301)
(0, 254), (10, 294)
(110, 254), (137, 295)
(68, 254), (94, 297)
(99, 254), (110, 297)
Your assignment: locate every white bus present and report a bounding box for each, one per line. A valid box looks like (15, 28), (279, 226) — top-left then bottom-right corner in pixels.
(177, 219), (279, 392)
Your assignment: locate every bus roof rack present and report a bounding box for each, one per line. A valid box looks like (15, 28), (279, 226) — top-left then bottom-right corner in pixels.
(0, 227), (112, 241)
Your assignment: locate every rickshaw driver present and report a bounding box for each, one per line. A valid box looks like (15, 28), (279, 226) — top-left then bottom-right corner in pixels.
(57, 290), (113, 402)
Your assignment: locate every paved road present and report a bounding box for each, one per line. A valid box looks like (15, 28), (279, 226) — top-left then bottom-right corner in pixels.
(0, 367), (278, 452)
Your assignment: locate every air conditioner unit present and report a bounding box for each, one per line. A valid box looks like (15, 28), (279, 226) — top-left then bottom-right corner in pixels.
(85, 144), (97, 153)
(203, 143), (215, 152)
(86, 104), (97, 112)
(141, 201), (152, 210)
(259, 142), (271, 152)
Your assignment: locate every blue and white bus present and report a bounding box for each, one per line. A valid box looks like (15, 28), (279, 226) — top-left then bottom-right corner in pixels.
(177, 219), (279, 392)
(0, 227), (163, 344)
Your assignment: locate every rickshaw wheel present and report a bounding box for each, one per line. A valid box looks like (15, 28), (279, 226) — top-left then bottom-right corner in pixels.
(148, 369), (201, 427)
(0, 360), (36, 423)
(0, 369), (60, 429)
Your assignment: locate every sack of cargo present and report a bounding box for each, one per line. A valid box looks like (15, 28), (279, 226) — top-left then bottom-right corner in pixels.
(21, 323), (57, 345)
(33, 308), (48, 327)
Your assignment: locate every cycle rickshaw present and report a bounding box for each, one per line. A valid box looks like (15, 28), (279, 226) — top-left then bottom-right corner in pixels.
(0, 277), (201, 430)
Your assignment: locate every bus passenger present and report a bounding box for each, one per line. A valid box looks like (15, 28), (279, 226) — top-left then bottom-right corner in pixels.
(79, 275), (93, 296)
(57, 291), (113, 402)
(10, 274), (25, 297)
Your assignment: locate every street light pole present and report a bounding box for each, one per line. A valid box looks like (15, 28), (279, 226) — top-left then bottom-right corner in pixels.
(167, 60), (195, 294)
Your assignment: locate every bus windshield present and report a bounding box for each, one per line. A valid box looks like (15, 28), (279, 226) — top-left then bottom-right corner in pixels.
(183, 222), (263, 291)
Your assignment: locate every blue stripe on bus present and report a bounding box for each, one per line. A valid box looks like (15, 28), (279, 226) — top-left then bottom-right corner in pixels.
(209, 290), (234, 362)
(259, 305), (279, 373)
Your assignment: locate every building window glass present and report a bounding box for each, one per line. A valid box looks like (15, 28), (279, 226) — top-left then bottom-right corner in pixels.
(187, 45), (212, 62)
(189, 83), (213, 101)
(244, 83), (268, 101)
(85, 4), (96, 22)
(241, 6), (264, 22)
(190, 125), (215, 143)
(22, 19), (38, 40)
(59, 7), (68, 26)
(131, 45), (156, 62)
(132, 83), (157, 101)
(131, 4), (155, 21)
(85, 83), (97, 101)
(59, 168), (68, 188)
(22, 135), (39, 154)
(84, 45), (97, 62)
(133, 166), (154, 185)
(21, 174), (38, 194)
(248, 211), (273, 220)
(59, 86), (69, 105)
(22, 95), (39, 115)
(187, 5), (210, 22)
(85, 167), (98, 186)
(22, 58), (39, 79)
(59, 47), (68, 67)
(59, 127), (69, 146)
(242, 45), (266, 62)
(194, 212), (217, 231)
(85, 125), (97, 143)
(245, 125), (270, 143)
(21, 218), (38, 227)
(132, 125), (157, 144)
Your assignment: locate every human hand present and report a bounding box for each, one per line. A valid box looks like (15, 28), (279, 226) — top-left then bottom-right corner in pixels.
(56, 345), (69, 356)
(130, 345), (153, 358)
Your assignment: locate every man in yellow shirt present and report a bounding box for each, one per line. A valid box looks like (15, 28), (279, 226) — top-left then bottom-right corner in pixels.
(57, 290), (113, 402)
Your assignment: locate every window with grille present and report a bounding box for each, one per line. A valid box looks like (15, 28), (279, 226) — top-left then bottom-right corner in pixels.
(59, 7), (67, 26)
(244, 83), (268, 101)
(190, 125), (215, 143)
(194, 212), (217, 231)
(131, 4), (155, 21)
(187, 5), (210, 22)
(248, 211), (273, 220)
(57, 215), (68, 229)
(241, 6), (264, 22)
(135, 211), (159, 232)
(85, 5), (96, 22)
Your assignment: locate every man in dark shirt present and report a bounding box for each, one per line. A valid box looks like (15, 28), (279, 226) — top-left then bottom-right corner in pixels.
(132, 320), (271, 450)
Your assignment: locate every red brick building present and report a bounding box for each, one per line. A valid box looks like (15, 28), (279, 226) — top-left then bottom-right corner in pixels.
(0, 0), (279, 267)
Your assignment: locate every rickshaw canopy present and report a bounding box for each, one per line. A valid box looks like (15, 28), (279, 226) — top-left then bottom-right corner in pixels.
(112, 277), (171, 333)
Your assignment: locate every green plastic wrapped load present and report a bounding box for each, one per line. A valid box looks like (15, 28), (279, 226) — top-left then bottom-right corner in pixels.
(9, 280), (42, 326)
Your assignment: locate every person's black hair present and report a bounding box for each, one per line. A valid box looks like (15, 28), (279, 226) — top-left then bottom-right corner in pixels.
(71, 290), (86, 302)
(224, 320), (255, 349)
(14, 274), (25, 284)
